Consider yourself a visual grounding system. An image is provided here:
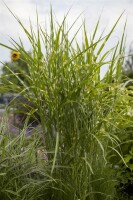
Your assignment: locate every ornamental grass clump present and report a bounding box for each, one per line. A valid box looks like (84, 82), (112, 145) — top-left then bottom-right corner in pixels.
(0, 7), (130, 200)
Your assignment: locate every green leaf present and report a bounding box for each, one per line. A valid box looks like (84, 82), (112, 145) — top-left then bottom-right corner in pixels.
(124, 154), (132, 163)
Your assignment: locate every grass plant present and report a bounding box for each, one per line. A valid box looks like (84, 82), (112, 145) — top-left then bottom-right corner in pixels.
(0, 7), (131, 200)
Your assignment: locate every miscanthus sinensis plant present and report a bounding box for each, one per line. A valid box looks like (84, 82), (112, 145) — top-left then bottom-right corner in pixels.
(0, 7), (131, 200)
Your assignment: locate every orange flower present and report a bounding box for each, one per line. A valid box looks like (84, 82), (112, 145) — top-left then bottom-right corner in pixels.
(11, 51), (20, 61)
